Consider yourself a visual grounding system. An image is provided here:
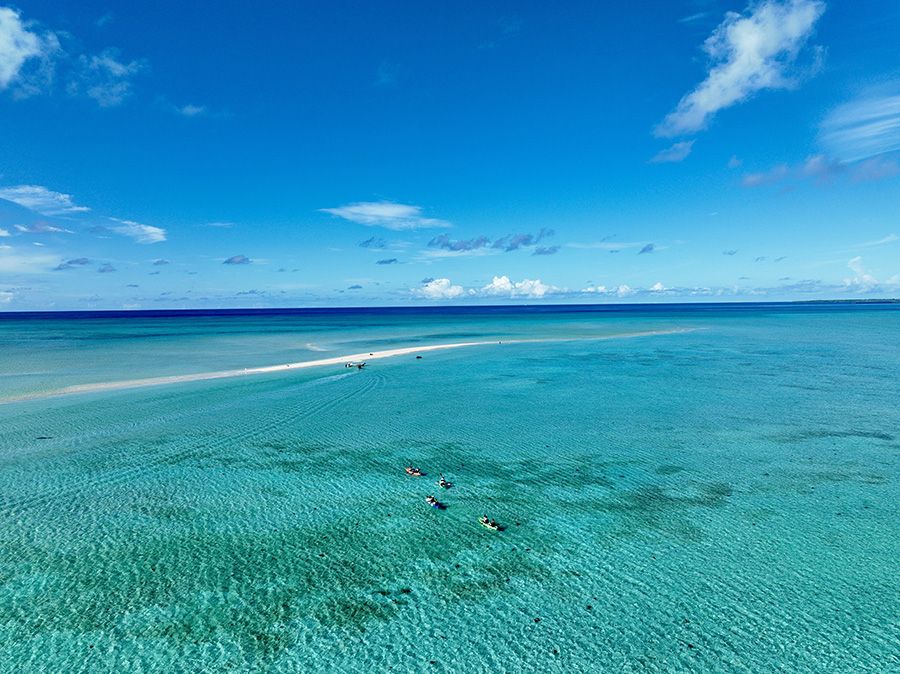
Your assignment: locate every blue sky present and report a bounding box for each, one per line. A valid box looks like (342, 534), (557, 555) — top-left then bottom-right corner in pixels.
(1, 0), (898, 309)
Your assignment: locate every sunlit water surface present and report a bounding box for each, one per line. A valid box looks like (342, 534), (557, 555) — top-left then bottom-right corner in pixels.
(0, 305), (897, 672)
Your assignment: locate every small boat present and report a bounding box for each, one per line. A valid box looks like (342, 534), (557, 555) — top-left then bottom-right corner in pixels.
(479, 516), (501, 530)
(437, 474), (453, 489)
(405, 466), (425, 477)
(345, 361), (366, 369)
(425, 495), (446, 509)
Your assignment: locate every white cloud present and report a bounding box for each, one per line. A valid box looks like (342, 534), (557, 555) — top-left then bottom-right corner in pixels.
(844, 256), (891, 292)
(321, 201), (450, 230)
(0, 7), (41, 87)
(481, 275), (556, 298)
(656, 0), (825, 137)
(0, 6), (59, 95)
(412, 275), (559, 300)
(649, 282), (668, 292)
(109, 218), (167, 244)
(413, 277), (464, 299)
(71, 49), (145, 107)
(616, 284), (635, 297)
(0, 184), (89, 215)
(819, 90), (900, 163)
(1, 8), (144, 105)
(0, 227), (9, 237)
(581, 285), (609, 294)
(0, 289), (12, 304)
(649, 140), (694, 163)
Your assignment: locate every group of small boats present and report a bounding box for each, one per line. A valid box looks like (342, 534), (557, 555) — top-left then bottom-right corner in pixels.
(405, 466), (501, 530)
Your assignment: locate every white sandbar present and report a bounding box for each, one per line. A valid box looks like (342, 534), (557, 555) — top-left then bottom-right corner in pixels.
(2, 328), (692, 404)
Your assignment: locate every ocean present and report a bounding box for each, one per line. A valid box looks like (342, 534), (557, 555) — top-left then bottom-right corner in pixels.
(0, 304), (897, 672)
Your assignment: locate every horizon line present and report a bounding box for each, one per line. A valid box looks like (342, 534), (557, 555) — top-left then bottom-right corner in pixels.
(0, 297), (898, 318)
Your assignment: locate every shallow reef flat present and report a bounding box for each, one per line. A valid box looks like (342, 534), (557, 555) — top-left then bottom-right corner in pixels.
(0, 307), (897, 672)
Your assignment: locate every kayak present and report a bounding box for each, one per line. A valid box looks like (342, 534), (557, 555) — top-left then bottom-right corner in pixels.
(479, 519), (500, 530)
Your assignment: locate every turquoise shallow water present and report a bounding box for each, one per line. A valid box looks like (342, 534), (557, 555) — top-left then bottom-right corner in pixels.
(0, 306), (897, 672)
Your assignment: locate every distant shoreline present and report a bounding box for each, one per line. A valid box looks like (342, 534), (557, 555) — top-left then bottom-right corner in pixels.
(0, 328), (691, 404)
(0, 298), (897, 320)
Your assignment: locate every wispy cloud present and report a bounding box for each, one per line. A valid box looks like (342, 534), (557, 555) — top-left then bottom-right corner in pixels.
(855, 233), (898, 248)
(0, 184), (89, 215)
(429, 234), (491, 252)
(492, 228), (553, 252)
(0, 7), (144, 105)
(426, 229), (554, 256)
(108, 218), (167, 244)
(223, 254), (251, 265)
(656, 0), (825, 137)
(321, 201), (450, 230)
(176, 103), (206, 117)
(567, 240), (645, 252)
(532, 245), (560, 256)
(15, 222), (73, 234)
(98, 262), (116, 273)
(54, 257), (91, 271)
(679, 12), (708, 24)
(359, 236), (386, 249)
(723, 249), (738, 256)
(638, 243), (655, 254)
(649, 140), (694, 163)
(152, 258), (170, 265)
(819, 89), (900, 162)
(0, 247), (60, 274)
(70, 49), (145, 107)
(376, 258), (399, 265)
(742, 152), (897, 188)
(374, 59), (400, 87)
(851, 155), (900, 182)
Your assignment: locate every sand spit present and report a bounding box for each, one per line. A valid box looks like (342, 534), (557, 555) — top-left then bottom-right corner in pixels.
(2, 328), (693, 404)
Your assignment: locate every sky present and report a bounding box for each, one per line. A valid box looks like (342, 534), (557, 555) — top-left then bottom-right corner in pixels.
(1, 0), (899, 309)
